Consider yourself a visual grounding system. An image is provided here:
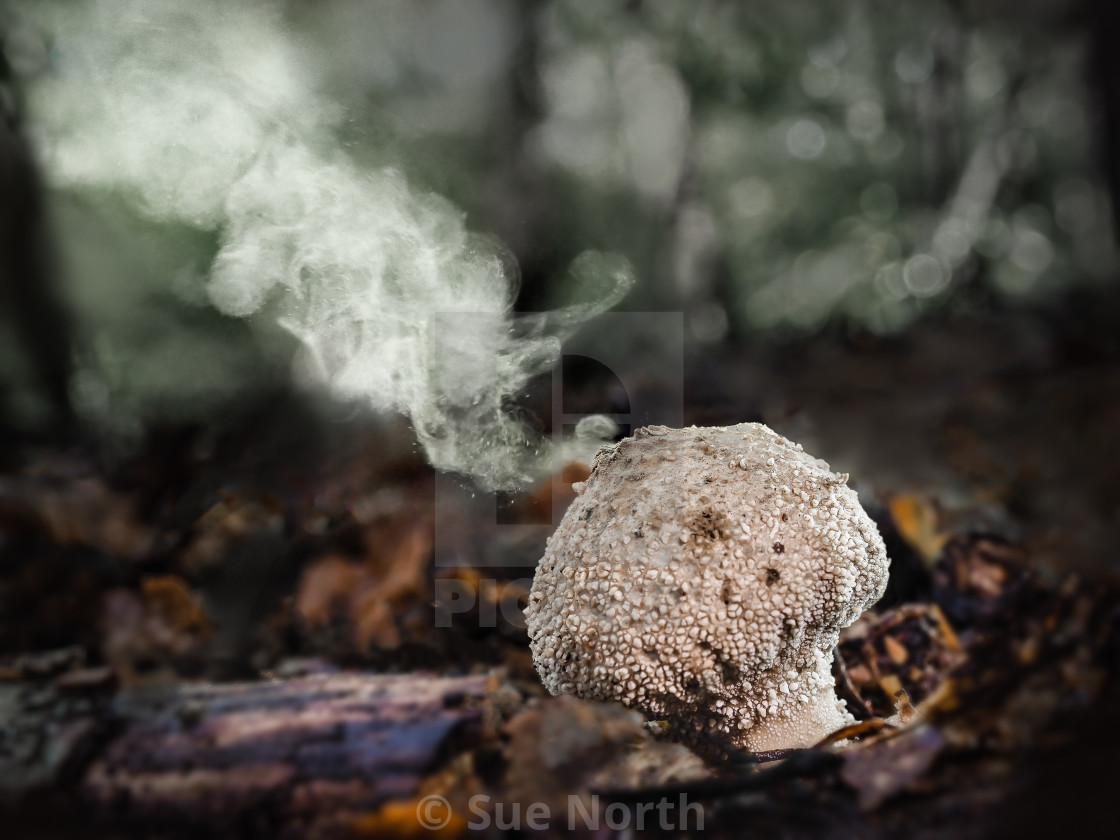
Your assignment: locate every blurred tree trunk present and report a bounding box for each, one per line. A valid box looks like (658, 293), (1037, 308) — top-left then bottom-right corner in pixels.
(1088, 0), (1120, 245)
(0, 54), (73, 443)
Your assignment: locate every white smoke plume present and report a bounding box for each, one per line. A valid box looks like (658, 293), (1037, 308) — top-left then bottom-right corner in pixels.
(8, 0), (632, 490)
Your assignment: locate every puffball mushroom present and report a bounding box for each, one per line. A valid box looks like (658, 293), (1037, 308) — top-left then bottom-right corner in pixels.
(524, 423), (889, 753)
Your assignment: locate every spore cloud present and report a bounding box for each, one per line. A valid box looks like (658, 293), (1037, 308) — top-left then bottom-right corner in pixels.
(11, 0), (631, 489)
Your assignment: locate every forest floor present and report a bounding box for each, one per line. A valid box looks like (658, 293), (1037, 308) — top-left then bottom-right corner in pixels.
(2, 290), (1119, 838)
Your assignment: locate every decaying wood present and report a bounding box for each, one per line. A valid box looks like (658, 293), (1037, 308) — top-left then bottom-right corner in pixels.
(1, 671), (489, 838)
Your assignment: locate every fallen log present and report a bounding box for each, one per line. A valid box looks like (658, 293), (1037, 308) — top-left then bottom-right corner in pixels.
(1, 668), (490, 838)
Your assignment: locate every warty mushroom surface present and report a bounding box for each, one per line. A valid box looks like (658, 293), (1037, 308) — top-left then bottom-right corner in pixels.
(524, 422), (890, 752)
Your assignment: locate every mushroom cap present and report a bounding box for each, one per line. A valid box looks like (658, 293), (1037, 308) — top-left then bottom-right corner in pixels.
(525, 423), (889, 751)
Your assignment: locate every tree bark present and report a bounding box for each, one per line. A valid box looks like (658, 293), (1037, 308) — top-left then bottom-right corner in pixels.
(0, 670), (490, 839)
